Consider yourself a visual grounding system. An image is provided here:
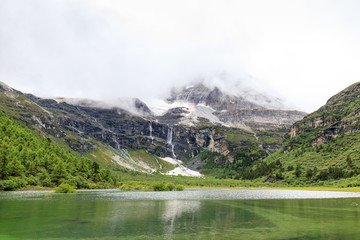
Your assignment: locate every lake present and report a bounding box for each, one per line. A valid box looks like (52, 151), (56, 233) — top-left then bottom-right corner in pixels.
(1, 189), (360, 239)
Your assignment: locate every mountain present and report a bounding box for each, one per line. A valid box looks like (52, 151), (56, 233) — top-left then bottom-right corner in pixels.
(161, 83), (307, 130)
(0, 81), (303, 179)
(259, 82), (360, 185)
(3, 80), (360, 187)
(167, 83), (265, 111)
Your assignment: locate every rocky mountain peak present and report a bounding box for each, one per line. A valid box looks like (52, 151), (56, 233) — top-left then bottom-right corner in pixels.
(167, 83), (265, 111)
(161, 82), (307, 130)
(167, 83), (212, 105)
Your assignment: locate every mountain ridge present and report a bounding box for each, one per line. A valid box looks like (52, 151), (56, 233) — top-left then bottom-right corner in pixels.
(163, 83), (307, 130)
(258, 82), (360, 185)
(0, 80), (301, 179)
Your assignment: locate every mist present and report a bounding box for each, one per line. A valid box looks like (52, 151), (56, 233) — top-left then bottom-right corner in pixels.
(1, 0), (360, 112)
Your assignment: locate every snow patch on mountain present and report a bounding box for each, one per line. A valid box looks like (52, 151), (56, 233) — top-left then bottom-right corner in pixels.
(179, 104), (226, 126)
(161, 157), (203, 177)
(148, 99), (226, 126)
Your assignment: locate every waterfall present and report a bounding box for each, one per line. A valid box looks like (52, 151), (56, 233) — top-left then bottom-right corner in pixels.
(112, 136), (120, 150)
(167, 127), (172, 144)
(254, 133), (259, 140)
(149, 122), (154, 144)
(167, 127), (177, 159)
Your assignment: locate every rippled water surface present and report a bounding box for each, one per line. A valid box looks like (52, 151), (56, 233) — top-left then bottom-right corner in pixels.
(1, 189), (360, 239)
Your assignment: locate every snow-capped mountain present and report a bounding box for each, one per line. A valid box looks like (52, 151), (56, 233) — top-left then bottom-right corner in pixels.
(155, 83), (307, 130)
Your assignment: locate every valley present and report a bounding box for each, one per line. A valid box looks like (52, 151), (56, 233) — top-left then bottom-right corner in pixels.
(1, 80), (360, 190)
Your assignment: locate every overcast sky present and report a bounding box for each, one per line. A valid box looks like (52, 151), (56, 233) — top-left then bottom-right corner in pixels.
(1, 0), (360, 112)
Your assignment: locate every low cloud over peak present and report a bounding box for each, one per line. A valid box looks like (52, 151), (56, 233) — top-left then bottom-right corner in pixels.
(1, 0), (360, 113)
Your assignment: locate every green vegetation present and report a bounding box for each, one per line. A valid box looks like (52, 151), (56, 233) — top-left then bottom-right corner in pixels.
(55, 183), (76, 193)
(185, 126), (285, 180)
(258, 130), (360, 186)
(251, 83), (360, 187)
(128, 149), (175, 173)
(0, 112), (118, 190)
(117, 169), (282, 189)
(153, 183), (172, 191)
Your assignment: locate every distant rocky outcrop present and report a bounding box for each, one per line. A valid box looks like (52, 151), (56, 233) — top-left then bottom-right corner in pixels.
(215, 109), (307, 130)
(167, 83), (264, 111)
(260, 82), (360, 184)
(288, 82), (360, 148)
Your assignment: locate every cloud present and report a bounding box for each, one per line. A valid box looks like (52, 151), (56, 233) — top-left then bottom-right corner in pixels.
(0, 0), (360, 112)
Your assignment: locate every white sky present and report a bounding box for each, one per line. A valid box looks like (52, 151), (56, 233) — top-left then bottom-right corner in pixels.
(1, 0), (360, 112)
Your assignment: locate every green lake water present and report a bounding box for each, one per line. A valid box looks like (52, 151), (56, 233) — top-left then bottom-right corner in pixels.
(1, 189), (360, 240)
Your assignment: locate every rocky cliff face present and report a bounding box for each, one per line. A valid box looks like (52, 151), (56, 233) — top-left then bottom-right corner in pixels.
(0, 85), (240, 162)
(168, 84), (264, 111)
(216, 109), (307, 130)
(24, 98), (246, 162)
(288, 82), (360, 148)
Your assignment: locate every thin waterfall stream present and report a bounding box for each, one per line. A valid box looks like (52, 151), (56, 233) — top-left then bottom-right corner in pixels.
(167, 127), (176, 158)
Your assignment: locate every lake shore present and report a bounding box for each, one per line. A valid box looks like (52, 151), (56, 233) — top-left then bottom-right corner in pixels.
(188, 186), (360, 192)
(13, 185), (360, 192)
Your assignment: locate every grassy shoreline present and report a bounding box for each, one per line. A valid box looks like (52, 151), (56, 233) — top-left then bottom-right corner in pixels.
(188, 186), (360, 192)
(14, 185), (360, 192)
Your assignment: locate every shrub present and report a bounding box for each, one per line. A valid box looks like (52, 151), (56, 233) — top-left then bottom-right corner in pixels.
(153, 183), (169, 191)
(0, 177), (27, 191)
(317, 169), (329, 181)
(26, 176), (39, 186)
(175, 185), (185, 191)
(294, 165), (302, 178)
(166, 183), (176, 191)
(55, 183), (76, 193)
(119, 184), (133, 191)
(287, 165), (294, 171)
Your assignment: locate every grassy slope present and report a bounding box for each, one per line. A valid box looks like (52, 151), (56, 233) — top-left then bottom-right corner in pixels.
(257, 82), (360, 187)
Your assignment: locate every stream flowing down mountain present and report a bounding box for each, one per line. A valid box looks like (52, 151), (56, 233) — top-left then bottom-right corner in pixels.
(149, 122), (154, 144)
(167, 127), (176, 159)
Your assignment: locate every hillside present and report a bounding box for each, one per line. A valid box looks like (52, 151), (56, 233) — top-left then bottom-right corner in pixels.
(259, 82), (360, 186)
(0, 111), (118, 190)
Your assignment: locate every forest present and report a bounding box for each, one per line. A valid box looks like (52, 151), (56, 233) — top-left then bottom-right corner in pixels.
(0, 112), (118, 190)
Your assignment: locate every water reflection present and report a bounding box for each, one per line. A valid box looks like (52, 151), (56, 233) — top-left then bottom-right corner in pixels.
(1, 190), (360, 239)
(161, 200), (201, 238)
(162, 200), (201, 221)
